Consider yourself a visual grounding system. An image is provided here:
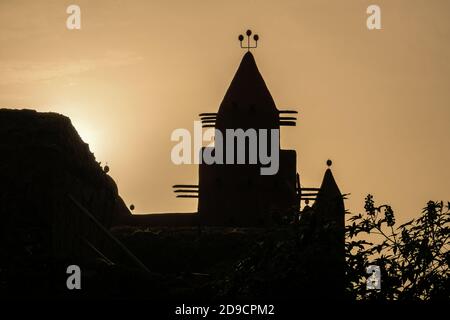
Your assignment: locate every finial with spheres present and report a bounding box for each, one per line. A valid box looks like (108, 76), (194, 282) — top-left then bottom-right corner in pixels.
(238, 29), (259, 51)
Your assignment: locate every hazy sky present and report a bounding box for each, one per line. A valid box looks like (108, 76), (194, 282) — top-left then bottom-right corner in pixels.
(1, 0), (449, 223)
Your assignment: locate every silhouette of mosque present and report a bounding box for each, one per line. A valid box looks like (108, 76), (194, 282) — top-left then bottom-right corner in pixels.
(136, 30), (345, 230)
(0, 31), (347, 299)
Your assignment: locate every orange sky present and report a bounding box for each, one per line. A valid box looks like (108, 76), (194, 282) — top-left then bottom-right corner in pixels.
(1, 0), (449, 223)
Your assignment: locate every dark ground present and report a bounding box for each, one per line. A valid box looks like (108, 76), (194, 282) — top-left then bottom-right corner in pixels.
(0, 225), (344, 300)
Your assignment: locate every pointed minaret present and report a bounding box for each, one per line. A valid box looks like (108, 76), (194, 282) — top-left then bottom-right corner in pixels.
(311, 160), (345, 298)
(197, 32), (298, 226)
(215, 51), (279, 132)
(313, 160), (345, 234)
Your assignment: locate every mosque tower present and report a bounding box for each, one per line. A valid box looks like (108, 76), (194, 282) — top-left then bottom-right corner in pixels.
(197, 30), (299, 226)
(165, 30), (345, 230)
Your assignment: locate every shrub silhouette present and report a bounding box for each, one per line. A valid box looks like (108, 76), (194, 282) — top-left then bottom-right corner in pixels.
(217, 195), (449, 300)
(346, 195), (449, 300)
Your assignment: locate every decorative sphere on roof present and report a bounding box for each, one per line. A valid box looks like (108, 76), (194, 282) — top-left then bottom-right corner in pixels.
(104, 165), (110, 173)
(238, 34), (244, 41)
(326, 159), (333, 167)
(130, 204), (135, 211)
(253, 34), (259, 41)
(246, 29), (252, 36)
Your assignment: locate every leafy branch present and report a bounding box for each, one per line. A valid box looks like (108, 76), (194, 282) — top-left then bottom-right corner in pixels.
(345, 195), (450, 300)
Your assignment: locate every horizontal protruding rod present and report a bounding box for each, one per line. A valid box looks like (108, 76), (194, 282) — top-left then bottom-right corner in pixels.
(279, 121), (296, 126)
(202, 125), (216, 128)
(176, 195), (199, 198)
(199, 113), (217, 117)
(200, 116), (217, 120)
(172, 185), (198, 188)
(174, 189), (199, 193)
(279, 110), (298, 114)
(279, 117), (297, 121)
(201, 120), (216, 124)
(301, 188), (320, 191)
(301, 193), (319, 197)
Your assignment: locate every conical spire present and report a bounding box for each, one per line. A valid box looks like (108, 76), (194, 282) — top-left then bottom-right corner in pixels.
(310, 163), (346, 297)
(317, 169), (342, 201)
(215, 52), (279, 131)
(312, 167), (345, 231)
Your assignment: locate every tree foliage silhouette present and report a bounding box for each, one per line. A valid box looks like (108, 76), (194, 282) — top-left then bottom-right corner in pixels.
(346, 195), (449, 300)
